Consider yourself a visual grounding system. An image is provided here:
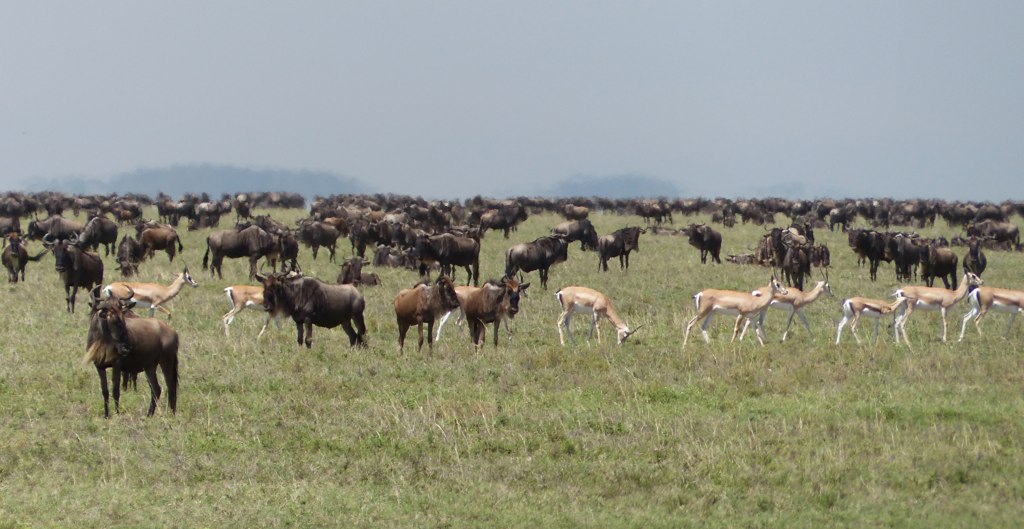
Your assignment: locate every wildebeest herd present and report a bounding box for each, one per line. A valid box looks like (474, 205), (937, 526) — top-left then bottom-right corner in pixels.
(2, 191), (1023, 417)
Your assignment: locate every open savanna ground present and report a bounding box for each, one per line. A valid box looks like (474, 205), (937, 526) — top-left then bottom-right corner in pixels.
(1, 205), (1023, 528)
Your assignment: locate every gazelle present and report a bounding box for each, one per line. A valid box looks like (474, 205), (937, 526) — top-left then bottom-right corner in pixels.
(555, 286), (640, 345)
(894, 271), (983, 342)
(740, 273), (835, 342)
(835, 295), (910, 344)
(222, 285), (284, 338)
(958, 286), (1024, 341)
(683, 276), (788, 347)
(103, 267), (198, 320)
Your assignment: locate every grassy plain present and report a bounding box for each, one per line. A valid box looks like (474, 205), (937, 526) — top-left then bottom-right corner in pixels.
(1, 205), (1023, 528)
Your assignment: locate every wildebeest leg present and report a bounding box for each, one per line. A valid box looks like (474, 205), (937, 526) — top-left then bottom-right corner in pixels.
(304, 321), (314, 348)
(397, 320), (409, 351)
(340, 320), (359, 346)
(426, 321), (435, 350)
(312, 245), (319, 260)
(295, 320), (305, 347)
(619, 254), (625, 270)
(97, 366), (111, 418)
(112, 365), (123, 415)
(416, 322), (425, 351)
(353, 313), (367, 346)
(248, 256), (259, 279)
(492, 321), (501, 348)
(145, 367), (161, 416)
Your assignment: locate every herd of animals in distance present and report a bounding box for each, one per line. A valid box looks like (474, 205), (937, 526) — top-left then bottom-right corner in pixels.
(1, 191), (1021, 418)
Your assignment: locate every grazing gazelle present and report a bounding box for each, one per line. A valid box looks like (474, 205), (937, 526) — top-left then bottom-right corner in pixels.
(740, 272), (835, 342)
(958, 286), (1024, 341)
(103, 267), (198, 320)
(221, 285), (284, 338)
(555, 286), (640, 345)
(835, 295), (910, 344)
(893, 271), (983, 342)
(683, 276), (788, 347)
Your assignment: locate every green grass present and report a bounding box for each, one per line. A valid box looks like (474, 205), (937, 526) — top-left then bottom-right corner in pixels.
(1, 206), (1023, 528)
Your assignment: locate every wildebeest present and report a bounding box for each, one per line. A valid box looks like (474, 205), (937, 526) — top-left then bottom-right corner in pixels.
(416, 233), (480, 286)
(597, 227), (644, 272)
(259, 272), (367, 348)
(551, 219), (599, 251)
(78, 215), (118, 256)
(297, 220), (340, 262)
(505, 236), (569, 289)
(337, 257), (382, 286)
(479, 203), (528, 238)
(885, 234), (921, 282)
(2, 233), (47, 283)
(27, 215), (84, 241)
(140, 225), (183, 262)
(851, 229), (891, 281)
(919, 244), (959, 289)
(963, 238), (987, 277)
(85, 286), (179, 417)
(115, 234), (145, 278)
(967, 220), (1019, 246)
(684, 223), (722, 264)
(44, 234), (104, 313)
(561, 204), (589, 221)
(393, 276), (461, 351)
(463, 276), (530, 349)
(203, 225), (278, 279)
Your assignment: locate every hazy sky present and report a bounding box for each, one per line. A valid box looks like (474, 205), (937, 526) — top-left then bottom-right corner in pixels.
(2, 2), (1022, 200)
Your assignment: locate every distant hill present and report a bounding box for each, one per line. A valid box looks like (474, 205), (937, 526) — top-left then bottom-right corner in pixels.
(546, 174), (681, 198)
(26, 164), (373, 199)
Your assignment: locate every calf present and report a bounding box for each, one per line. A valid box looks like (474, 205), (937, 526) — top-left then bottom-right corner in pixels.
(393, 276), (461, 351)
(2, 233), (47, 283)
(462, 276), (530, 349)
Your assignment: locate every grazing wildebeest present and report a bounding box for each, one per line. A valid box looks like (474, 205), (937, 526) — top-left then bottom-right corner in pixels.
(597, 227), (644, 272)
(115, 234), (146, 278)
(479, 203), (528, 238)
(505, 236), (569, 289)
(393, 276), (461, 351)
(963, 238), (987, 277)
(684, 223), (722, 264)
(551, 219), (599, 251)
(416, 233), (480, 286)
(78, 215), (119, 256)
(2, 233), (47, 283)
(259, 272), (367, 348)
(919, 244), (959, 289)
(44, 234), (104, 313)
(297, 220), (340, 262)
(561, 204), (589, 221)
(85, 286), (179, 418)
(967, 220), (1019, 246)
(27, 215), (84, 241)
(203, 225), (278, 279)
(140, 226), (183, 262)
(463, 276), (530, 349)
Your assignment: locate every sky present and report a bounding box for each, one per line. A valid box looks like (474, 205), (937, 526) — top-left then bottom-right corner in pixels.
(2, 1), (1022, 201)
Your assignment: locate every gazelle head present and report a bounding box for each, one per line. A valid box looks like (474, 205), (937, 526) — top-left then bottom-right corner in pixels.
(618, 324), (643, 345)
(182, 266), (198, 288)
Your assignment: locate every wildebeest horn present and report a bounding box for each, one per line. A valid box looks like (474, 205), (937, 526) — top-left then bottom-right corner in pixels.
(42, 233), (54, 245)
(121, 285), (135, 301)
(254, 273), (267, 283)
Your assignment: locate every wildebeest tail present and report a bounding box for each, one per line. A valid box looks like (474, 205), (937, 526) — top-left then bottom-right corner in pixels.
(177, 236), (184, 252)
(202, 237), (210, 270)
(504, 248), (514, 278)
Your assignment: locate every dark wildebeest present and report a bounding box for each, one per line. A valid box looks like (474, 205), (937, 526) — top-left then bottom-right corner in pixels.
(85, 286), (179, 418)
(393, 276), (461, 351)
(140, 226), (183, 262)
(78, 215), (119, 257)
(373, 244), (415, 269)
(259, 272), (367, 348)
(852, 230), (890, 281)
(963, 238), (987, 277)
(266, 230), (299, 273)
(297, 220), (340, 262)
(463, 276), (530, 349)
(919, 244), (959, 289)
(597, 227), (645, 272)
(44, 234), (104, 313)
(885, 235), (921, 282)
(781, 244), (811, 291)
(810, 244), (831, 269)
(967, 220), (1020, 246)
(2, 233), (47, 283)
(505, 236), (569, 290)
(551, 219), (599, 251)
(337, 257), (382, 287)
(27, 216), (84, 241)
(479, 203), (528, 238)
(684, 223), (722, 264)
(203, 225), (278, 279)
(416, 233), (480, 286)
(115, 234), (146, 278)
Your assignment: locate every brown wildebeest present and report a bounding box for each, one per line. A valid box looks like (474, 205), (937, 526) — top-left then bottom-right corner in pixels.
(597, 227), (644, 272)
(140, 226), (183, 262)
(393, 276), (461, 351)
(683, 223), (722, 264)
(919, 244), (959, 289)
(463, 276), (530, 349)
(258, 272), (367, 348)
(551, 219), (599, 251)
(85, 286), (179, 418)
(2, 233), (47, 283)
(203, 225), (278, 279)
(963, 238), (987, 277)
(44, 234), (104, 313)
(416, 233), (480, 286)
(505, 236), (569, 290)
